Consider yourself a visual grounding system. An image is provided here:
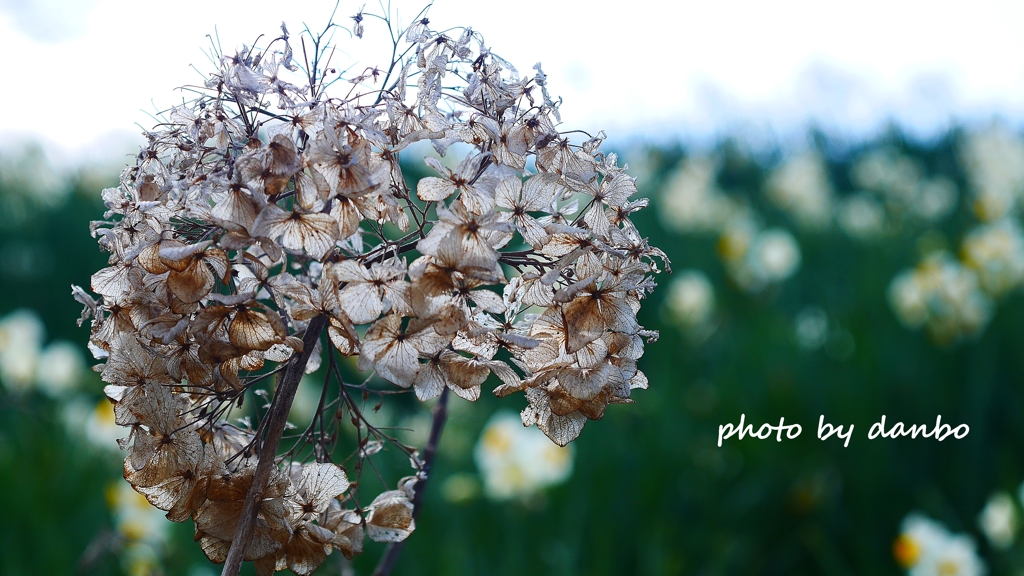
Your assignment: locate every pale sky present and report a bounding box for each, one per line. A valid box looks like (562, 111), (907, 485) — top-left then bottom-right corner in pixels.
(2, 0), (1024, 165)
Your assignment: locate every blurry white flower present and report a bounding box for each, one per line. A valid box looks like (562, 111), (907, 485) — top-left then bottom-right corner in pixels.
(665, 270), (715, 330)
(106, 481), (170, 545)
(914, 178), (958, 222)
(895, 513), (984, 576)
(750, 228), (801, 283)
(961, 219), (1024, 297)
(0, 310), (87, 395)
(850, 150), (957, 225)
(62, 396), (126, 452)
(719, 221), (801, 292)
(889, 271), (930, 329)
(909, 534), (985, 576)
(122, 541), (161, 576)
(978, 491), (1018, 550)
(960, 123), (1024, 221)
(35, 341), (84, 396)
(837, 193), (885, 240)
(474, 411), (574, 501)
(765, 153), (833, 230)
(660, 156), (737, 234)
(795, 307), (829, 350)
(895, 513), (950, 569)
(888, 253), (993, 343)
(852, 149), (922, 205)
(0, 309), (45, 391)
(717, 212), (758, 265)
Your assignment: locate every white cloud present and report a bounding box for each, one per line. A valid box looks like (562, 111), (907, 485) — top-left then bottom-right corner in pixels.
(3, 0), (1024, 159)
(0, 0), (100, 43)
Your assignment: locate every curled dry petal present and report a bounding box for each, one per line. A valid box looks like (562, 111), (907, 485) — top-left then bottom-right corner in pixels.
(365, 490), (415, 542)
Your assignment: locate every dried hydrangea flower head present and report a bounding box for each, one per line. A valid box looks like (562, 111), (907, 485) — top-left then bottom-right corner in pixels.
(75, 7), (667, 575)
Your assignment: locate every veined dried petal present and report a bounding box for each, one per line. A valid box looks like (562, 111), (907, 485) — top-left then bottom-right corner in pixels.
(365, 490), (415, 542)
(558, 362), (610, 401)
(323, 508), (364, 559)
(439, 352), (490, 401)
(294, 463), (350, 517)
(253, 203), (340, 261)
(229, 307), (282, 351)
(416, 176), (456, 202)
(283, 524), (330, 575)
(212, 186), (259, 234)
(328, 316), (359, 356)
(522, 388), (587, 447)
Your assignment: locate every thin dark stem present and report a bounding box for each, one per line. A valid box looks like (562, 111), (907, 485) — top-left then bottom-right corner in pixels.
(221, 315), (329, 576)
(371, 387), (450, 576)
(361, 236), (422, 266)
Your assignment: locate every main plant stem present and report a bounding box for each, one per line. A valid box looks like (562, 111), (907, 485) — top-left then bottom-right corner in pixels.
(371, 386), (451, 576)
(221, 315), (328, 576)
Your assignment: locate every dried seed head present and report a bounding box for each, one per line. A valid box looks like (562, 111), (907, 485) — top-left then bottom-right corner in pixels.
(77, 7), (666, 573)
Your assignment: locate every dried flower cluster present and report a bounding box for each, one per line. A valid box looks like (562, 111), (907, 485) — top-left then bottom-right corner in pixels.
(74, 8), (665, 576)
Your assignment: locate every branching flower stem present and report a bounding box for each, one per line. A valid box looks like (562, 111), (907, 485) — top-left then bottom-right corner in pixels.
(371, 386), (451, 576)
(222, 314), (329, 576)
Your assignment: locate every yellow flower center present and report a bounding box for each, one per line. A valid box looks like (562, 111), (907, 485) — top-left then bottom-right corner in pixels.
(482, 426), (513, 455)
(892, 534), (921, 568)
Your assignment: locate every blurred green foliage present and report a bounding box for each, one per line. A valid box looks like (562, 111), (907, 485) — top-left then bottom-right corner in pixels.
(3, 127), (1024, 575)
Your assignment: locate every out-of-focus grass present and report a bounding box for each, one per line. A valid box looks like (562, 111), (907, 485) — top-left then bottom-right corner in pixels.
(2, 129), (1023, 575)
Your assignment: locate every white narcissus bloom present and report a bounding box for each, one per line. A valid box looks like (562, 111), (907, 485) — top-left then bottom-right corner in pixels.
(765, 153), (834, 230)
(35, 340), (85, 396)
(908, 535), (985, 576)
(107, 481), (171, 546)
(913, 178), (958, 222)
(961, 219), (1024, 297)
(659, 156), (738, 234)
(474, 411), (574, 501)
(716, 216), (802, 293)
(889, 271), (929, 329)
(894, 513), (986, 576)
(894, 513), (949, 570)
(888, 253), (994, 344)
(851, 148), (922, 205)
(836, 193), (885, 241)
(61, 397), (126, 452)
(0, 309), (44, 392)
(978, 491), (1018, 550)
(665, 270), (715, 330)
(750, 228), (801, 283)
(122, 541), (162, 576)
(960, 123), (1024, 222)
